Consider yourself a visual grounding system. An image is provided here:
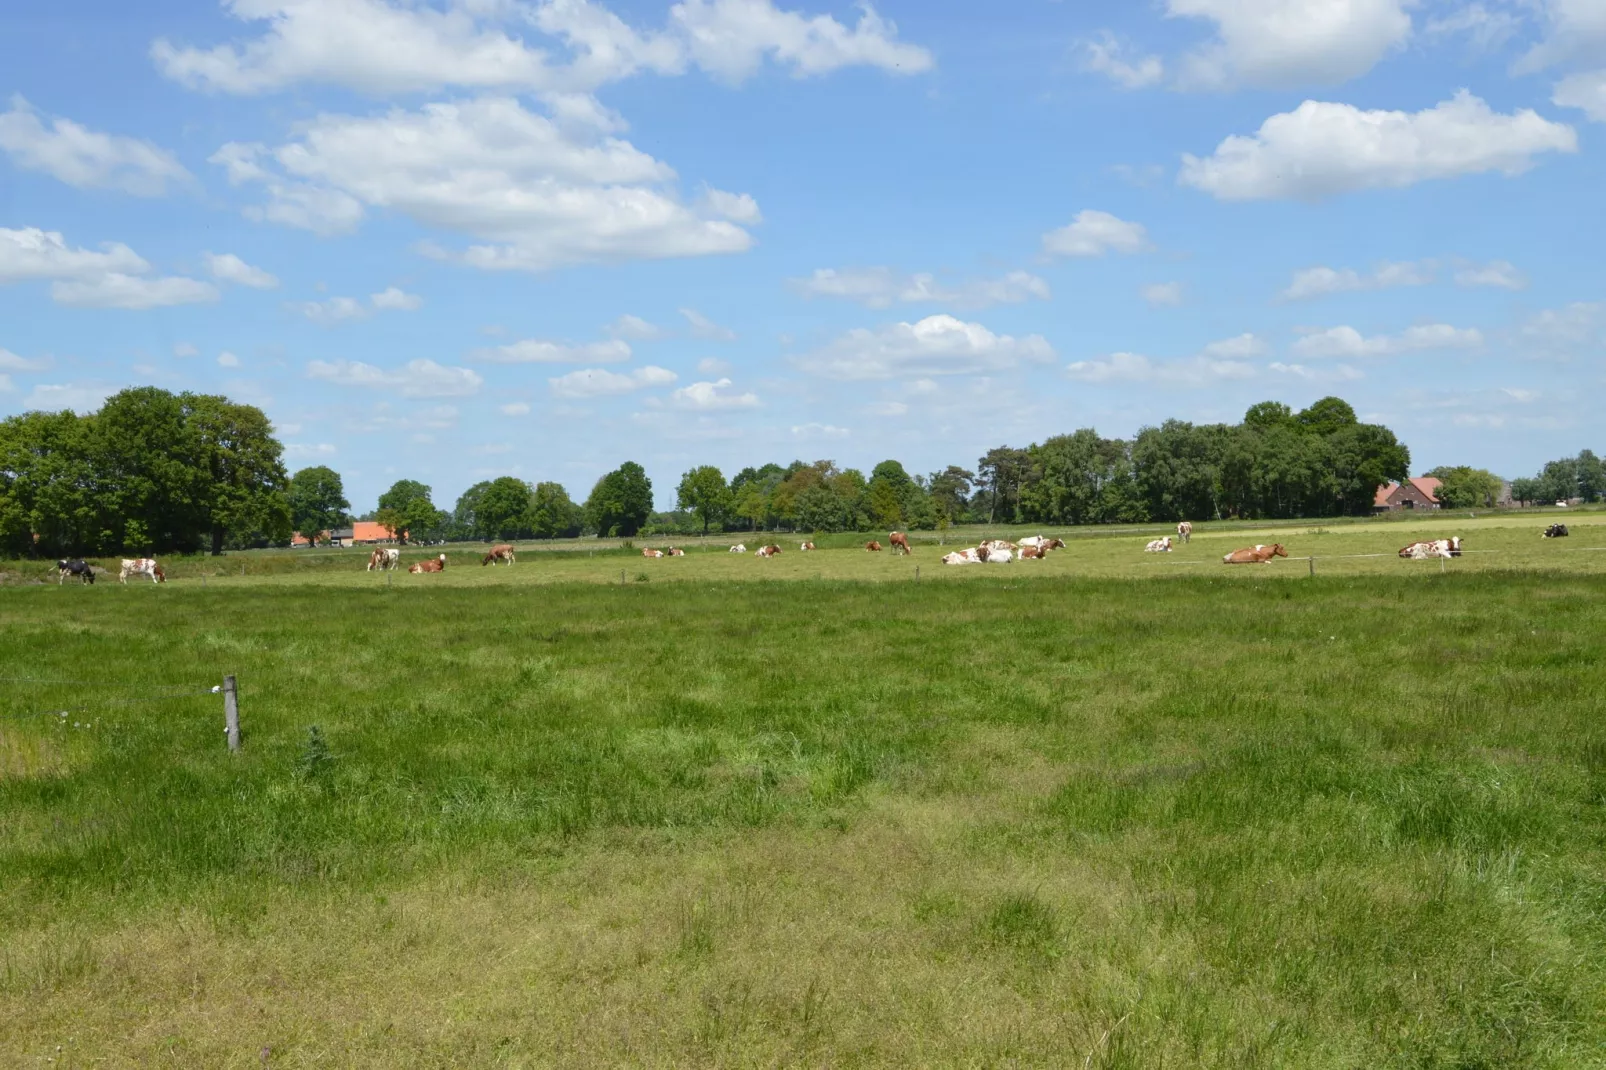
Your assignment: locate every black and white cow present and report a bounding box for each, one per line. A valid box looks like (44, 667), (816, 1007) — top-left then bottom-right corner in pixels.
(57, 559), (95, 585)
(1543, 523), (1570, 538)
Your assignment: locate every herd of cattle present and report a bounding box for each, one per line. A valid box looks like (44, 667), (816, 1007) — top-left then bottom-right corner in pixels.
(46, 520), (1581, 586)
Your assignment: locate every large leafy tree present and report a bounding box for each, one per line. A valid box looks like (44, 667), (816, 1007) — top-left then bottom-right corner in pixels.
(676, 465), (731, 535)
(452, 481), (493, 540)
(93, 387), (210, 553)
(585, 461), (653, 537)
(528, 482), (583, 538)
(1426, 466), (1504, 509)
(926, 466), (974, 524)
(977, 446), (1032, 523)
(476, 477), (534, 540)
(376, 480), (445, 544)
(0, 410), (108, 557)
(288, 466), (351, 545)
(185, 394), (290, 554)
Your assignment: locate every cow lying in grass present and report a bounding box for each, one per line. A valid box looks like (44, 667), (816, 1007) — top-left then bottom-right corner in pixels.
(1543, 524), (1569, 538)
(409, 554), (447, 573)
(642, 549), (665, 559)
(943, 548), (982, 565)
(729, 544), (747, 553)
(1223, 544), (1287, 565)
(57, 559), (95, 585)
(865, 541), (882, 552)
(1399, 538), (1462, 559)
(755, 545), (782, 558)
(799, 541), (816, 551)
(1145, 537), (1173, 553)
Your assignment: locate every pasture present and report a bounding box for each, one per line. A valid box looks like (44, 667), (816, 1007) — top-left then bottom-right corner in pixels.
(4, 513), (1606, 1066)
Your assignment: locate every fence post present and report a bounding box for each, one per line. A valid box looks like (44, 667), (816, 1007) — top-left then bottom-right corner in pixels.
(224, 675), (240, 753)
(916, 566), (920, 584)
(1309, 557), (1315, 577)
(621, 569), (626, 586)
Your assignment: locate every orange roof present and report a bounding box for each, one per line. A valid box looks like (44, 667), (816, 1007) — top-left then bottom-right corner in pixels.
(1374, 482), (1397, 507)
(351, 521), (396, 542)
(1409, 477), (1441, 502)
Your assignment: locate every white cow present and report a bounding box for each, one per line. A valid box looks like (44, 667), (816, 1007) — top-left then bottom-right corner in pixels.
(942, 550), (978, 565)
(729, 544), (747, 553)
(1177, 521), (1193, 544)
(1145, 536), (1173, 553)
(119, 558), (165, 584)
(985, 548), (1013, 563)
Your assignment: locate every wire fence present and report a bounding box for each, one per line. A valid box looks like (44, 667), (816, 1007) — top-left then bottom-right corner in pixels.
(0, 677), (224, 724)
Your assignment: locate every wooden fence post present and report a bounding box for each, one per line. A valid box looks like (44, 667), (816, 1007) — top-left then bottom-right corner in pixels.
(1309, 557), (1315, 577)
(224, 675), (240, 753)
(916, 566), (920, 583)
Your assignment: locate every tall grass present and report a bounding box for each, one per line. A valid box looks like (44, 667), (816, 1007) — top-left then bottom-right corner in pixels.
(2, 573), (1604, 1065)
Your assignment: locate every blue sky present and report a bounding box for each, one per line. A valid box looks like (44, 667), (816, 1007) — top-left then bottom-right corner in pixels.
(1, 0), (1603, 511)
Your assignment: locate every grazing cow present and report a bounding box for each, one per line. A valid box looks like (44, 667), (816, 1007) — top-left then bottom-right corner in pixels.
(755, 545), (782, 558)
(119, 558), (165, 584)
(667, 548), (685, 557)
(409, 553), (448, 574)
(367, 548), (400, 571)
(985, 547), (1013, 563)
(889, 532), (913, 556)
(1543, 524), (1569, 538)
(730, 544), (747, 553)
(866, 541), (883, 552)
(1178, 521), (1193, 544)
(481, 544), (516, 566)
(642, 549), (665, 559)
(799, 541), (816, 551)
(1145, 537), (1173, 553)
(1223, 544), (1287, 565)
(57, 559), (95, 585)
(1399, 537), (1463, 560)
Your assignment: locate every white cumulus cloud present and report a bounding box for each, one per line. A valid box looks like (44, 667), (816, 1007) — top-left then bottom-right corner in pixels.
(1453, 259), (1526, 290)
(1168, 0), (1412, 90)
(0, 348), (50, 372)
(292, 287), (422, 324)
(1290, 323), (1484, 359)
(548, 364), (677, 397)
(370, 286), (423, 311)
(0, 95), (190, 196)
(1141, 282), (1184, 307)
(217, 351), (242, 368)
(473, 337), (632, 363)
(1066, 351), (1257, 387)
(1079, 33), (1164, 89)
(606, 313), (664, 340)
(798, 314), (1056, 381)
(792, 422), (850, 439)
(789, 267), (1050, 310)
(52, 274), (220, 310)
(670, 377), (759, 409)
(1554, 70), (1606, 123)
(1042, 210), (1149, 257)
(24, 382), (117, 414)
(0, 226), (217, 309)
(205, 252), (279, 288)
(1281, 260), (1436, 300)
(307, 357), (484, 396)
(1181, 91), (1577, 201)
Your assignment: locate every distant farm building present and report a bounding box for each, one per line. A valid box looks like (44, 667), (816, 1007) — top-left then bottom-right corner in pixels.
(291, 522), (400, 547)
(1374, 477), (1442, 512)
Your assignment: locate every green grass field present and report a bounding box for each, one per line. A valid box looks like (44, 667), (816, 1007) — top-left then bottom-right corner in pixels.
(4, 513), (1606, 1066)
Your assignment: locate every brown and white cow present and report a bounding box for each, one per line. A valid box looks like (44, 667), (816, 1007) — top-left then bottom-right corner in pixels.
(1399, 537), (1462, 559)
(865, 541), (883, 552)
(730, 544), (747, 553)
(980, 539), (1016, 554)
(367, 547), (401, 571)
(799, 541), (816, 551)
(409, 553), (447, 573)
(119, 558), (165, 584)
(1145, 536), (1173, 553)
(889, 532), (913, 556)
(642, 549), (665, 559)
(1177, 521), (1193, 544)
(1018, 545), (1045, 560)
(755, 544), (782, 558)
(943, 550), (978, 565)
(667, 548), (685, 557)
(481, 544), (516, 566)
(1223, 544), (1287, 564)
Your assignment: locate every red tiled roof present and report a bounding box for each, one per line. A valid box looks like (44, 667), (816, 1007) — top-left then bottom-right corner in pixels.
(1374, 482), (1397, 508)
(1409, 476), (1441, 502)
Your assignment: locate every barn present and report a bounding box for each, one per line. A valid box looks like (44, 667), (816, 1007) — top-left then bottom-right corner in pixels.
(1374, 477), (1442, 513)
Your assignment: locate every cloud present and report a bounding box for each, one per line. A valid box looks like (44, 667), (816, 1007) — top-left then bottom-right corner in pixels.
(1168, 0), (1412, 90)
(1554, 70), (1606, 123)
(23, 382), (116, 413)
(669, 377), (759, 409)
(789, 267), (1050, 310)
(0, 95), (190, 196)
(696, 357), (731, 375)
(1079, 32), (1164, 89)
(154, 0), (930, 95)
(205, 252), (279, 289)
(307, 357), (484, 396)
(0, 226), (217, 309)
(1281, 260), (1435, 300)
(1290, 323), (1484, 359)
(1065, 351), (1257, 387)
(0, 374), (11, 393)
(1425, 4), (1523, 53)
(218, 96), (756, 269)
(1515, 0), (1606, 75)
(1268, 361), (1365, 382)
(370, 286), (423, 311)
(792, 422), (850, 439)
(292, 288), (422, 324)
(174, 342), (199, 357)
(606, 313), (664, 340)
(680, 307), (736, 340)
(1180, 91), (1577, 201)
(1141, 282), (1184, 307)
(217, 351), (242, 368)
(548, 364), (677, 397)
(0, 348), (50, 373)
(350, 402), (461, 433)
(500, 401), (531, 416)
(51, 274), (220, 310)
(473, 337), (632, 363)
(797, 314), (1055, 381)
(1514, 302), (1603, 358)
(285, 442), (338, 458)
(1453, 259), (1526, 290)
(1042, 210), (1149, 257)
(1199, 332), (1269, 359)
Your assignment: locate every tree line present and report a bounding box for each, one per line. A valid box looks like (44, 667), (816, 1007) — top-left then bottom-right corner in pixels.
(9, 388), (1592, 556)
